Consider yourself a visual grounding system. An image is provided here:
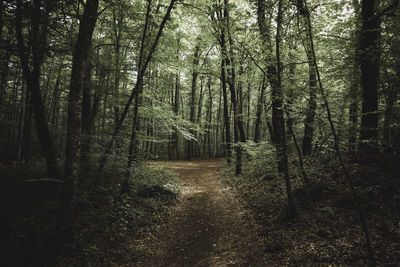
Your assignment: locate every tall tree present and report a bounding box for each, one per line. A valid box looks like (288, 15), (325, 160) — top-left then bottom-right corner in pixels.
(358, 0), (380, 161)
(15, 0), (60, 178)
(224, 0), (246, 175)
(257, 0), (296, 216)
(212, 0), (233, 165)
(187, 41), (200, 160)
(296, 0), (317, 157)
(61, 0), (99, 246)
(127, 0), (152, 169)
(254, 75), (266, 143)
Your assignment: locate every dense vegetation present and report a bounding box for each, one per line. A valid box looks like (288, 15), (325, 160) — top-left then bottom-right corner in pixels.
(0, 0), (399, 265)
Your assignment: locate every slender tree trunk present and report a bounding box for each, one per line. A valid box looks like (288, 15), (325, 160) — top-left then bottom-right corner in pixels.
(197, 76), (205, 156)
(174, 71), (180, 159)
(127, 0), (152, 170)
(348, 0), (361, 155)
(254, 75), (266, 143)
(21, 90), (33, 161)
(349, 88), (359, 154)
(187, 42), (200, 160)
(206, 76), (213, 157)
(296, 0), (318, 156)
(221, 58), (232, 164)
(170, 37), (181, 160)
(216, 85), (222, 157)
(383, 91), (396, 155)
(224, 0), (245, 174)
(246, 80), (251, 140)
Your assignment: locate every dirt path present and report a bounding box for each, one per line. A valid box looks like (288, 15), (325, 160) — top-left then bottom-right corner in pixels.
(135, 159), (265, 266)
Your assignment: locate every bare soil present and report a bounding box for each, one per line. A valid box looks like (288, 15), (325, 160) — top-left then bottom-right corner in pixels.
(134, 159), (267, 266)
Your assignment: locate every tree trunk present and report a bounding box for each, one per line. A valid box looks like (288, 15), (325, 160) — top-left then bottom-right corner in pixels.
(127, 0), (152, 170)
(302, 61), (317, 156)
(257, 0), (296, 216)
(62, 0), (99, 247)
(187, 42), (200, 160)
(15, 0), (60, 178)
(358, 0), (380, 162)
(296, 0), (318, 156)
(81, 54), (99, 172)
(254, 75), (266, 143)
(224, 0), (246, 174)
(206, 76), (213, 157)
(348, 0), (361, 156)
(170, 37), (181, 160)
(174, 71), (180, 159)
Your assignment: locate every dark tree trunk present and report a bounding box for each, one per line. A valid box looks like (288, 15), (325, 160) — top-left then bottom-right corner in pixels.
(62, 0), (99, 247)
(348, 0), (361, 155)
(296, 0), (318, 157)
(207, 76), (213, 157)
(358, 0), (380, 162)
(302, 62), (317, 156)
(257, 0), (296, 217)
(15, 0), (60, 178)
(21, 91), (33, 161)
(171, 37), (181, 160)
(254, 75), (266, 143)
(187, 42), (200, 160)
(81, 55), (99, 172)
(221, 58), (232, 164)
(197, 76), (205, 156)
(174, 71), (180, 159)
(224, 0), (246, 174)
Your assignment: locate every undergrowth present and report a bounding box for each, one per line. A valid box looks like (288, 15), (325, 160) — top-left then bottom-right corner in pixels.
(0, 160), (181, 266)
(221, 150), (400, 266)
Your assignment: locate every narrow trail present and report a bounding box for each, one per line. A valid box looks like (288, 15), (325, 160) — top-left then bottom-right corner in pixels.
(135, 159), (266, 266)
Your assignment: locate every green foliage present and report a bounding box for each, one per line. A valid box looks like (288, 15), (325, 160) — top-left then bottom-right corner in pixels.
(70, 163), (181, 265)
(241, 141), (278, 180)
(127, 162), (182, 195)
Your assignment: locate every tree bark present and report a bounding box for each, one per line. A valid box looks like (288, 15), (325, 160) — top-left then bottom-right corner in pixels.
(257, 0), (297, 216)
(187, 42), (200, 160)
(254, 75), (266, 143)
(358, 0), (380, 162)
(224, 0), (246, 174)
(62, 0), (99, 247)
(302, 62), (317, 156)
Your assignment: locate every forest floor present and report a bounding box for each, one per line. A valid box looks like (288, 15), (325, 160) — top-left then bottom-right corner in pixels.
(133, 159), (268, 266)
(132, 157), (400, 266)
(1, 157), (398, 266)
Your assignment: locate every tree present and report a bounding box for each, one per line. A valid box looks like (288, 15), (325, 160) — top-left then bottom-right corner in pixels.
(61, 0), (99, 247)
(358, 0), (380, 161)
(187, 41), (200, 160)
(257, 0), (296, 216)
(15, 0), (60, 178)
(98, 0), (177, 170)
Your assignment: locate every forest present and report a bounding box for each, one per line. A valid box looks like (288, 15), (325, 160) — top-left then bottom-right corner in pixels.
(0, 0), (399, 265)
